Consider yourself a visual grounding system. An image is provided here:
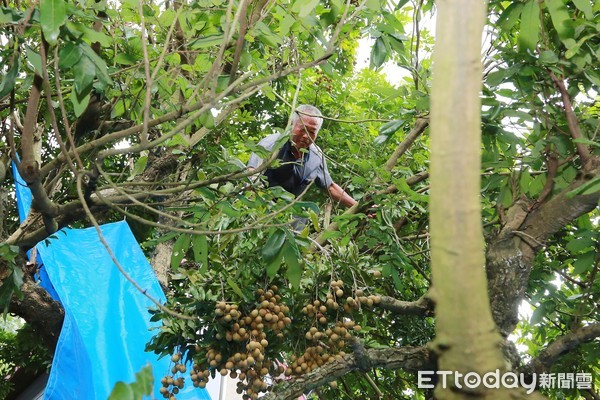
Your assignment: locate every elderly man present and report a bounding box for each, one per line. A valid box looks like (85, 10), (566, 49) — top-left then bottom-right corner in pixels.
(247, 105), (357, 208)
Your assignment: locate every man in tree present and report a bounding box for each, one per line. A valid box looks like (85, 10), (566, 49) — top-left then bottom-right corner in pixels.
(247, 104), (357, 208)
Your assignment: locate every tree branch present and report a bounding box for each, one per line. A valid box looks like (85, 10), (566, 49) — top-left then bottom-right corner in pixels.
(526, 323), (600, 374)
(383, 118), (429, 173)
(310, 171), (429, 250)
(17, 40), (60, 234)
(9, 276), (64, 352)
(549, 72), (592, 169)
(262, 346), (433, 400)
(377, 294), (434, 316)
(487, 165), (600, 336)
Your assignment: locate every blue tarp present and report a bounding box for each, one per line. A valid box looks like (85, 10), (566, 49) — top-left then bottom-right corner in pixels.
(11, 161), (60, 301)
(12, 163), (209, 399)
(38, 222), (205, 399)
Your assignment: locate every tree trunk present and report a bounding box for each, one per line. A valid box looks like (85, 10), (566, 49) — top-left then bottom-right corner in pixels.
(429, 1), (518, 398)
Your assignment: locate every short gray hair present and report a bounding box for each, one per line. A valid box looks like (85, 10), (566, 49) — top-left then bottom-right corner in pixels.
(291, 105), (323, 131)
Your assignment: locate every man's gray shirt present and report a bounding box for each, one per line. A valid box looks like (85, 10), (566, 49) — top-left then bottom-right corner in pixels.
(247, 132), (333, 196)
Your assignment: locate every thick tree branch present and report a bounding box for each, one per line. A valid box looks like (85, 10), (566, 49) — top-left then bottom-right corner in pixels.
(487, 164), (600, 336)
(377, 294), (434, 316)
(521, 166), (600, 247)
(526, 323), (600, 374)
(262, 346), (433, 400)
(17, 47), (60, 234)
(9, 276), (64, 352)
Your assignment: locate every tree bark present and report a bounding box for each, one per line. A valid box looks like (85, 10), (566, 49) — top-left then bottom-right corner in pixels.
(9, 277), (64, 352)
(487, 167), (600, 336)
(262, 346), (433, 400)
(430, 1), (516, 399)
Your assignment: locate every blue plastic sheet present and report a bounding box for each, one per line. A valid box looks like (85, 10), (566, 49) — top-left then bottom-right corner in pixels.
(11, 161), (60, 301)
(12, 163), (209, 399)
(11, 160), (32, 222)
(38, 221), (208, 399)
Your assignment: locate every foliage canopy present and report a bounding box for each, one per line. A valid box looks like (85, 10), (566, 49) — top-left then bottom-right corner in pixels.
(0, 0), (599, 399)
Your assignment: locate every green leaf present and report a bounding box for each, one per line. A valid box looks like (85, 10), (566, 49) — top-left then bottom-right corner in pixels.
(82, 26), (111, 47)
(0, 279), (15, 316)
(499, 185), (513, 208)
(498, 2), (524, 31)
(73, 54), (96, 96)
(375, 119), (404, 144)
(486, 69), (509, 87)
(572, 0), (594, 20)
(584, 70), (600, 88)
(518, 0), (540, 53)
(58, 42), (83, 69)
(371, 36), (388, 69)
(572, 251), (595, 275)
(190, 34), (224, 49)
(26, 47), (43, 76)
(262, 229), (286, 263)
(566, 237), (594, 253)
(0, 7), (24, 24)
(545, 0), (574, 43)
(292, 0), (319, 17)
(79, 43), (112, 89)
(171, 234), (191, 269)
(565, 34), (596, 59)
(567, 176), (600, 197)
(115, 53), (137, 66)
(254, 22), (283, 48)
(40, 0), (67, 45)
(199, 111), (215, 128)
(134, 365), (154, 395)
(573, 137), (600, 148)
(227, 277), (246, 299)
(0, 59), (19, 98)
(12, 267), (24, 289)
(128, 155), (148, 180)
(282, 242), (302, 289)
(539, 50), (558, 65)
(387, 33), (405, 54)
(70, 87), (91, 117)
(266, 250), (283, 279)
(192, 234), (208, 275)
(528, 173), (546, 197)
(365, 0), (380, 11)
(108, 382), (134, 400)
(309, 209), (320, 232)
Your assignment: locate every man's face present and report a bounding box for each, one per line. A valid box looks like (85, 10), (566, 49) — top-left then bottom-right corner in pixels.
(291, 116), (320, 149)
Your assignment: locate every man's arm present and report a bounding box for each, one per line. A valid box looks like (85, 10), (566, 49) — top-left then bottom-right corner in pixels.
(326, 182), (357, 208)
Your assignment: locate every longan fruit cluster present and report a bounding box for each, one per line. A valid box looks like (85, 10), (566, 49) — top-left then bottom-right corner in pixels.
(189, 286), (291, 400)
(159, 353), (186, 399)
(285, 345), (345, 377)
(287, 280), (380, 377)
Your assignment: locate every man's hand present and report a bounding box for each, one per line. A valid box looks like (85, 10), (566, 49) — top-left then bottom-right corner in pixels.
(327, 182), (357, 208)
(365, 204), (378, 219)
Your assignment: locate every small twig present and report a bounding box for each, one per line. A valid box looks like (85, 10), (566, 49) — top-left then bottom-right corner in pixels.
(383, 118), (429, 173)
(363, 372), (382, 399)
(554, 269), (586, 288)
(536, 149), (558, 205)
(513, 230), (546, 250)
(53, 46), (83, 169)
(39, 35), (77, 174)
(138, 0), (153, 145)
(549, 71), (591, 168)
